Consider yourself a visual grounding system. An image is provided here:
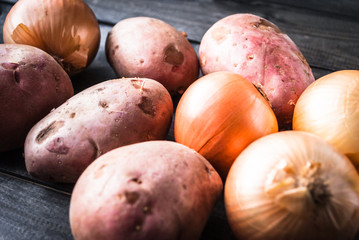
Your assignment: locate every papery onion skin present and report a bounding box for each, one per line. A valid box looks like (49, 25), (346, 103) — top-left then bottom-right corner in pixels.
(174, 71), (278, 178)
(225, 131), (359, 240)
(3, 0), (100, 75)
(293, 70), (359, 170)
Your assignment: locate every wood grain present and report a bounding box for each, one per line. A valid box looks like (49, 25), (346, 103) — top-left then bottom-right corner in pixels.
(0, 173), (72, 239)
(82, 0), (359, 73)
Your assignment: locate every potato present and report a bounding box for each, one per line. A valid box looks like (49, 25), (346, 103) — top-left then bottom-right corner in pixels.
(106, 17), (199, 95)
(0, 44), (73, 152)
(24, 78), (173, 183)
(69, 140), (223, 240)
(199, 14), (315, 129)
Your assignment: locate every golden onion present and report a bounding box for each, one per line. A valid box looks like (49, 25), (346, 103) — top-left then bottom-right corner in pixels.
(225, 131), (359, 240)
(293, 70), (359, 170)
(174, 71), (278, 178)
(3, 0), (100, 75)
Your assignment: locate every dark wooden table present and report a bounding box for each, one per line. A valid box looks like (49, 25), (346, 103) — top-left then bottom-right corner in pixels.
(0, 0), (358, 239)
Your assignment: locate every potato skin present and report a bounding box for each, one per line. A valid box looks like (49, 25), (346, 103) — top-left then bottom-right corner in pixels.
(0, 44), (73, 152)
(106, 17), (199, 95)
(24, 78), (173, 183)
(199, 14), (315, 129)
(69, 141), (223, 240)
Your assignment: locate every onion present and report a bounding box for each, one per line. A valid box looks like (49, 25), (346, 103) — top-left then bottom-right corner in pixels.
(293, 70), (359, 169)
(3, 0), (100, 75)
(174, 71), (278, 178)
(225, 131), (359, 240)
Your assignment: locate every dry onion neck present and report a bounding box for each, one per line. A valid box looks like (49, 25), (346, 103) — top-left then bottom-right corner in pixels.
(52, 55), (84, 76)
(303, 163), (331, 206)
(265, 160), (331, 215)
(11, 23), (88, 72)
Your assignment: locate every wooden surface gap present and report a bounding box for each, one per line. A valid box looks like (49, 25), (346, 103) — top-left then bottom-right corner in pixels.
(0, 170), (72, 196)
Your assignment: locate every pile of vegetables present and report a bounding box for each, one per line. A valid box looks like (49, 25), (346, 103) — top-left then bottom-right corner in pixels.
(1, 1), (359, 239)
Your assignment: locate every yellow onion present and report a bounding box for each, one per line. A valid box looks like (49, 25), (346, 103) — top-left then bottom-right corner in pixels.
(3, 0), (100, 75)
(225, 131), (359, 240)
(174, 71), (278, 178)
(293, 70), (359, 169)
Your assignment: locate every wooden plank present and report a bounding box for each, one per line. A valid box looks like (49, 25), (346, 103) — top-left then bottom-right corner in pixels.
(71, 1), (354, 82)
(82, 0), (359, 73)
(1, 1), (357, 75)
(0, 149), (75, 193)
(1, 0), (358, 72)
(262, 0), (359, 19)
(0, 2), (12, 37)
(0, 173), (72, 240)
(3, 0), (359, 19)
(0, 169), (357, 240)
(0, 170), (238, 240)
(89, 0), (359, 77)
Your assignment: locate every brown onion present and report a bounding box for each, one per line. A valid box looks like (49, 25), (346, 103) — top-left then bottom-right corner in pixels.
(3, 0), (100, 75)
(174, 71), (278, 178)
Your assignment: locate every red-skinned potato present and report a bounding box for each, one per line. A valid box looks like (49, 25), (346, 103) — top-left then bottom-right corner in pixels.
(199, 13), (315, 129)
(106, 17), (199, 95)
(69, 140), (223, 240)
(0, 44), (73, 152)
(24, 78), (173, 183)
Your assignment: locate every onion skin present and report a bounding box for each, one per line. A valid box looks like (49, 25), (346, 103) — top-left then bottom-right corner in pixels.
(3, 0), (100, 75)
(174, 71), (278, 178)
(225, 131), (359, 240)
(293, 70), (359, 170)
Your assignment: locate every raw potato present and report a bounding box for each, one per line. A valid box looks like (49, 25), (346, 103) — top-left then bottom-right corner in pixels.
(24, 78), (173, 183)
(0, 44), (73, 152)
(69, 140), (223, 240)
(106, 17), (199, 95)
(199, 13), (315, 129)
